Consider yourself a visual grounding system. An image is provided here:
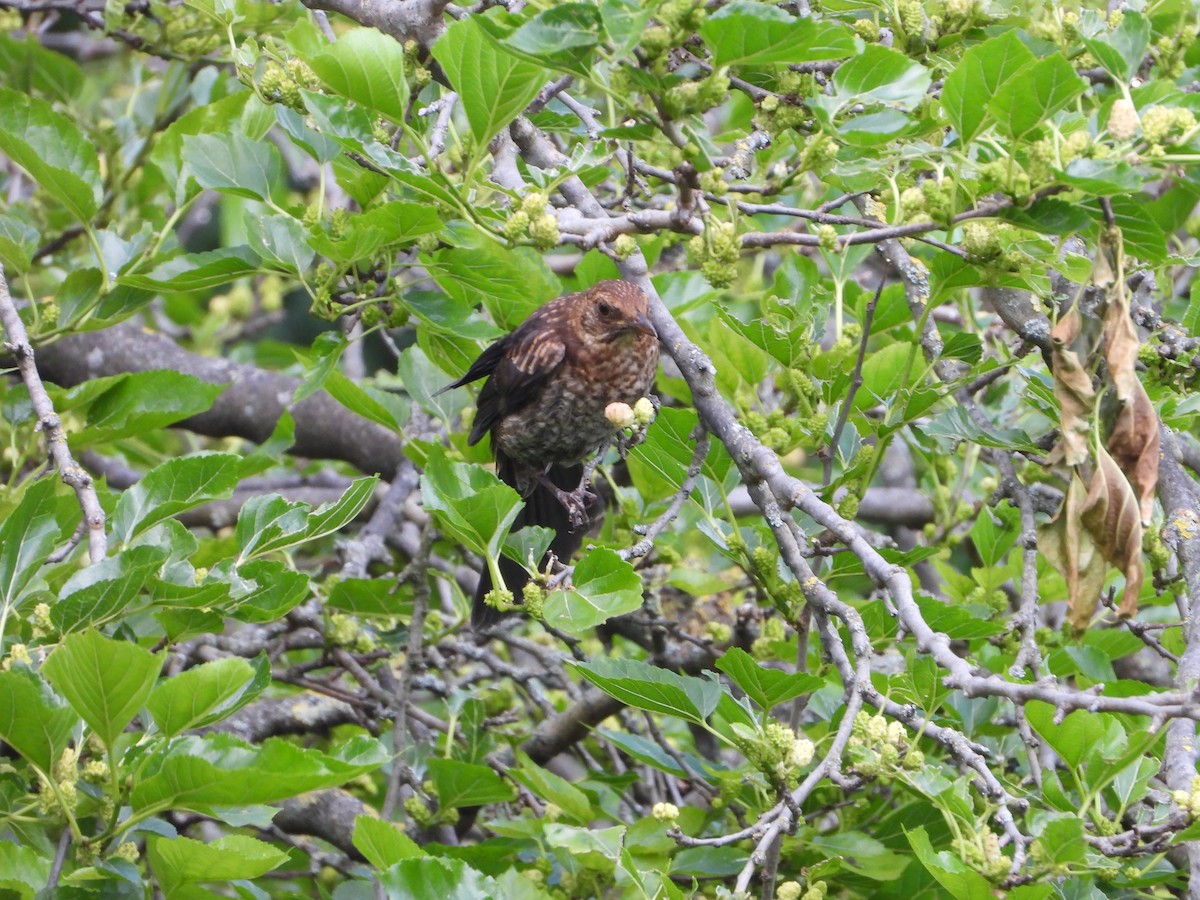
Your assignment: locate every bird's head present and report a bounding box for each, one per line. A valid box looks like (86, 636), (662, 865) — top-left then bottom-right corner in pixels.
(574, 281), (658, 347)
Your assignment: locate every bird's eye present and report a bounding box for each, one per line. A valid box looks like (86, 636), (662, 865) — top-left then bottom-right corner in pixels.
(597, 302), (613, 317)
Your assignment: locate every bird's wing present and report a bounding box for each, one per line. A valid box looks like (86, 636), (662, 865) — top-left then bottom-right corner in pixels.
(434, 337), (509, 395)
(469, 322), (566, 444)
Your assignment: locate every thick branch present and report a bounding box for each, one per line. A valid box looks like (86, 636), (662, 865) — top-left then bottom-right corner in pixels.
(32, 321), (404, 478)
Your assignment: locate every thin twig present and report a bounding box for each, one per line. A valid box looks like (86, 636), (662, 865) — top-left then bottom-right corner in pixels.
(621, 426), (710, 561)
(823, 277), (883, 486)
(0, 265), (106, 562)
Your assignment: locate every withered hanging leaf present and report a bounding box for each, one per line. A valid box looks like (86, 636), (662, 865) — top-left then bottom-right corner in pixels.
(1048, 306), (1096, 467)
(1092, 234), (1116, 289)
(1083, 446), (1144, 621)
(1040, 472), (1107, 631)
(1040, 447), (1144, 630)
(1102, 267), (1140, 404)
(1107, 378), (1159, 526)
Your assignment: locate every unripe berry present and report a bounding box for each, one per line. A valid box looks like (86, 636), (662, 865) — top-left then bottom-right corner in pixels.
(652, 801), (680, 821)
(1108, 98), (1139, 140)
(529, 214), (560, 250)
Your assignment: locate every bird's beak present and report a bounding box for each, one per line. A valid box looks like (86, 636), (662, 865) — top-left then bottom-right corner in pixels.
(632, 312), (657, 339)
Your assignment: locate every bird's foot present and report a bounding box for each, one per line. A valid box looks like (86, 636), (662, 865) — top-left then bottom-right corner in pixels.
(539, 475), (596, 530)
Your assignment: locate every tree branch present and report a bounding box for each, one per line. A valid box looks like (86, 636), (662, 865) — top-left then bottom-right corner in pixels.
(0, 265), (106, 562)
(31, 321), (404, 478)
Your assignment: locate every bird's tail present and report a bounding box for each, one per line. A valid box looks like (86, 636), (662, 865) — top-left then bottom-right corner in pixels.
(471, 458), (596, 630)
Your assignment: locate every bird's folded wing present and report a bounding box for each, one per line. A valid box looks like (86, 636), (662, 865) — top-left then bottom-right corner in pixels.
(469, 327), (566, 445)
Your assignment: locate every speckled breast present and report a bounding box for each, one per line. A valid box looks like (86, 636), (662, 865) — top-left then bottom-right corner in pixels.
(494, 334), (658, 473)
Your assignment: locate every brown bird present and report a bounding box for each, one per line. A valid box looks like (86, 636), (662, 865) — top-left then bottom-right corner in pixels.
(438, 280), (659, 629)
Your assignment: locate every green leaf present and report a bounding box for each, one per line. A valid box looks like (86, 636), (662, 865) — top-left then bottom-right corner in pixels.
(119, 246), (261, 292)
(306, 27), (409, 123)
(509, 751), (593, 824)
(811, 832), (911, 880)
(599, 727), (717, 780)
(914, 595), (1005, 639)
(916, 405), (1037, 452)
(474, 10), (593, 79)
(51, 544), (166, 633)
(860, 343), (917, 406)
(906, 826), (994, 900)
(988, 53), (1086, 139)
(327, 577), (414, 618)
(542, 548), (645, 633)
(716, 306), (810, 367)
(0, 839), (52, 899)
(427, 243), (560, 331)
(235, 475), (378, 561)
(1083, 10), (1150, 82)
(834, 45), (931, 109)
(669, 846), (748, 877)
(715, 648), (821, 710)
(1033, 817), (1086, 866)
(700, 2), (853, 66)
(148, 834), (288, 888)
(1025, 701), (1114, 769)
(570, 657), (721, 726)
(1105, 195), (1167, 264)
(54, 267), (104, 326)
(546, 823), (623, 871)
(61, 370), (226, 445)
(226, 559), (312, 623)
(941, 332), (983, 364)
(1058, 158), (1146, 195)
(0, 478), (61, 613)
(426, 757), (516, 808)
(0, 33), (84, 102)
(149, 91), (253, 197)
(182, 132), (282, 201)
(131, 733), (387, 812)
(310, 201), (442, 263)
(0, 668), (77, 773)
(970, 502), (1020, 567)
(326, 371), (400, 429)
(354, 816), (426, 869)
(628, 406), (730, 502)
(421, 446), (523, 560)
(927, 254), (1040, 303)
(0, 87), (100, 221)
(507, 4), (601, 55)
(378, 858), (506, 900)
(941, 30), (1034, 143)
(41, 630), (162, 748)
(247, 212), (314, 274)
(111, 453), (244, 545)
(146, 655), (268, 737)
(998, 197), (1093, 235)
(277, 104), (342, 164)
(432, 16), (549, 146)
(0, 211), (38, 273)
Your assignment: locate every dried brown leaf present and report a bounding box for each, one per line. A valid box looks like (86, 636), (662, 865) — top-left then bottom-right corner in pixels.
(1092, 237), (1116, 289)
(1049, 307), (1095, 467)
(1040, 472), (1107, 631)
(1040, 447), (1144, 630)
(1102, 274), (1139, 404)
(1085, 446), (1144, 620)
(1107, 379), (1159, 525)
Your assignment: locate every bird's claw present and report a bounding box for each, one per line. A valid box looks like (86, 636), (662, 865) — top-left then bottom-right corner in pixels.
(553, 484), (596, 531)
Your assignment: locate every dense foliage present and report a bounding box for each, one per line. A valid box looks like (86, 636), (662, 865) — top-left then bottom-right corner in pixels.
(1, 0), (1200, 896)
